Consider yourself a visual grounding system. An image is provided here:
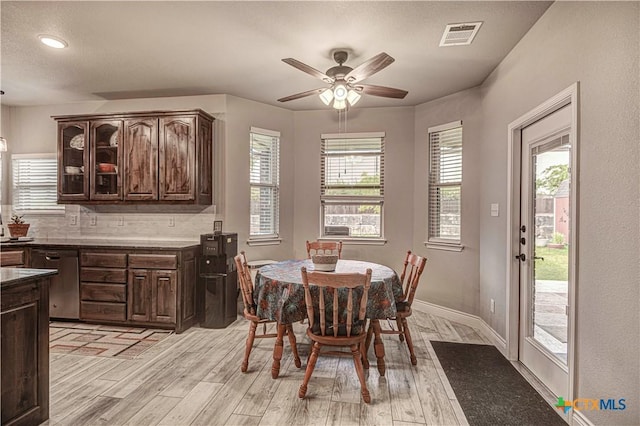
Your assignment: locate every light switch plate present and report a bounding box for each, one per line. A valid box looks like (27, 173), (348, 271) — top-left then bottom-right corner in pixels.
(491, 203), (499, 217)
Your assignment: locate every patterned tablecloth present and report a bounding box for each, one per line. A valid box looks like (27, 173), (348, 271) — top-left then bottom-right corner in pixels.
(254, 259), (403, 324)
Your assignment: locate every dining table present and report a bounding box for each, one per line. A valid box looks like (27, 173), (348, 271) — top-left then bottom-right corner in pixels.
(254, 258), (404, 378)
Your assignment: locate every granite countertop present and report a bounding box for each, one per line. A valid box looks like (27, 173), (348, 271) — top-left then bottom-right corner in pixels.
(1, 268), (58, 288)
(0, 238), (200, 250)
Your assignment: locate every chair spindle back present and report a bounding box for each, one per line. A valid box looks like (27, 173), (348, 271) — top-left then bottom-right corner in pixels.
(399, 250), (427, 307)
(300, 266), (371, 338)
(234, 251), (255, 315)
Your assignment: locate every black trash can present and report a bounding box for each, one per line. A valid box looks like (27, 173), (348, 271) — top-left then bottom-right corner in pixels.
(201, 272), (238, 328)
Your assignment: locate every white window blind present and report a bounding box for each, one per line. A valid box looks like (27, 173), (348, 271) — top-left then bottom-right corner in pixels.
(249, 127), (280, 239)
(12, 154), (63, 212)
(321, 132), (385, 239)
(428, 122), (462, 243)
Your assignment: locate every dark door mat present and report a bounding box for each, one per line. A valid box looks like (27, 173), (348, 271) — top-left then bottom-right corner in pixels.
(430, 341), (566, 426)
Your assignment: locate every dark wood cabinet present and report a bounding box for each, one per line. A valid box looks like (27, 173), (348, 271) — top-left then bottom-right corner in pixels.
(80, 251), (128, 322)
(54, 109), (214, 204)
(57, 121), (90, 201)
(76, 247), (197, 332)
(123, 118), (158, 201)
(129, 268), (177, 324)
(1, 269), (54, 426)
(128, 254), (178, 324)
(90, 120), (123, 201)
(0, 249), (29, 268)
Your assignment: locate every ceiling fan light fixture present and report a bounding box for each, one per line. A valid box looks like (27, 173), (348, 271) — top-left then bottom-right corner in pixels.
(333, 99), (346, 110)
(319, 88), (334, 105)
(346, 89), (361, 106)
(333, 84), (348, 101)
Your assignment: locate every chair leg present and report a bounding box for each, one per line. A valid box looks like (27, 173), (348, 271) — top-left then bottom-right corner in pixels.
(401, 317), (417, 365)
(286, 324), (302, 368)
(299, 341), (321, 399)
(396, 317), (405, 342)
(242, 320), (258, 372)
(363, 322), (374, 369)
(351, 344), (371, 403)
(371, 319), (387, 376)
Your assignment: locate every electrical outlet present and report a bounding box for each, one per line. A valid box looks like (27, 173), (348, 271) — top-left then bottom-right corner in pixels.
(168, 217), (175, 227)
(90, 215), (97, 226)
(69, 215), (78, 226)
(490, 299), (495, 313)
(117, 216), (124, 226)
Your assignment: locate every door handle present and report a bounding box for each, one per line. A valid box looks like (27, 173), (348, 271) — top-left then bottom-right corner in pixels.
(515, 253), (526, 261)
(533, 256), (545, 261)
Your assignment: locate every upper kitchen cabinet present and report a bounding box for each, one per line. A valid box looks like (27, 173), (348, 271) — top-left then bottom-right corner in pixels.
(123, 117), (158, 201)
(58, 121), (89, 201)
(53, 109), (214, 205)
(91, 120), (123, 201)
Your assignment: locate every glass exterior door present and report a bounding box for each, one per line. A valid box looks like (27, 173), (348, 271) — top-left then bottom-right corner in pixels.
(519, 104), (572, 398)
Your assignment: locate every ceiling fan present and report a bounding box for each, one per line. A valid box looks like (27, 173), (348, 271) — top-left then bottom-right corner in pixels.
(277, 50), (408, 109)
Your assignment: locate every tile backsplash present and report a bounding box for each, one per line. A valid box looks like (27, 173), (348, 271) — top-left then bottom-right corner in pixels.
(5, 204), (219, 241)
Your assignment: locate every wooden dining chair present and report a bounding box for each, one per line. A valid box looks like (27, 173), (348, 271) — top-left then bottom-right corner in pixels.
(365, 250), (427, 365)
(234, 251), (301, 373)
(306, 240), (343, 259)
(298, 266), (373, 403)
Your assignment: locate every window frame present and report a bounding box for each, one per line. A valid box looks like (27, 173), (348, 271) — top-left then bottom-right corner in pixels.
(320, 132), (385, 243)
(426, 121), (464, 251)
(247, 127), (281, 245)
(12, 153), (64, 214)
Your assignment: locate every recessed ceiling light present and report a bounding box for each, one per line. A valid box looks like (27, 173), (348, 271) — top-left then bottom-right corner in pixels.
(38, 34), (68, 49)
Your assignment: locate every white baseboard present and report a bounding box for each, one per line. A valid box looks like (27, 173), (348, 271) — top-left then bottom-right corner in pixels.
(571, 410), (594, 426)
(412, 299), (507, 355)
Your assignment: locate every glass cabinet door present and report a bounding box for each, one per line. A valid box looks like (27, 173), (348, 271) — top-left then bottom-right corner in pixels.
(90, 120), (122, 200)
(58, 122), (89, 201)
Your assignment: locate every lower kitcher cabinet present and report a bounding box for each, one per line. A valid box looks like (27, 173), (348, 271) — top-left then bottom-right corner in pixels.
(128, 269), (177, 324)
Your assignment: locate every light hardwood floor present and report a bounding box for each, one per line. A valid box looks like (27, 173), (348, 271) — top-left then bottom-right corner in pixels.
(44, 310), (492, 426)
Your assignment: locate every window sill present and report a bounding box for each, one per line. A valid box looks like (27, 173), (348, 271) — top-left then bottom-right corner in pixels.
(424, 241), (464, 252)
(320, 237), (387, 246)
(246, 238), (282, 247)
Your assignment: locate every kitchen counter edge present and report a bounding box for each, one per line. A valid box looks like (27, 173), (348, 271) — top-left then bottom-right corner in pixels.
(0, 239), (200, 250)
(1, 268), (58, 288)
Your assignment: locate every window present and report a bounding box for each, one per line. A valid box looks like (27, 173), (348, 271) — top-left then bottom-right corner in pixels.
(321, 132), (385, 239)
(12, 154), (63, 212)
(428, 121), (462, 245)
(249, 127), (280, 241)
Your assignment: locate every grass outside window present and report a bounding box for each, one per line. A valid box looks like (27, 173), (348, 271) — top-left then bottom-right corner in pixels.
(534, 246), (568, 281)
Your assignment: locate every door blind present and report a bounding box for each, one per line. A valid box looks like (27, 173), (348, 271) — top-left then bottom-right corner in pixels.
(428, 123), (462, 242)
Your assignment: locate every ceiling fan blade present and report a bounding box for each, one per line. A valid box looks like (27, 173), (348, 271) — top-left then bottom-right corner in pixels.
(277, 88), (326, 102)
(355, 84), (408, 99)
(345, 52), (395, 83)
(282, 58), (333, 83)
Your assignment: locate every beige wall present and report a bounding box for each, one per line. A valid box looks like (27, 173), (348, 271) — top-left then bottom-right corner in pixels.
(413, 88), (482, 315)
(292, 107), (416, 273)
(224, 95), (295, 262)
(476, 2), (639, 423)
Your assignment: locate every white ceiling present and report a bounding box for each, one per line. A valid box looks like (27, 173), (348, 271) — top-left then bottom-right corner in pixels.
(1, 1), (552, 110)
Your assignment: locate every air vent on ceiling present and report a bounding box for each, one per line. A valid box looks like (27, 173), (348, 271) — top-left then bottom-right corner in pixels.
(439, 22), (483, 47)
